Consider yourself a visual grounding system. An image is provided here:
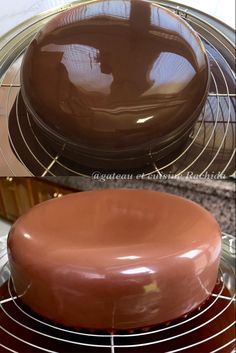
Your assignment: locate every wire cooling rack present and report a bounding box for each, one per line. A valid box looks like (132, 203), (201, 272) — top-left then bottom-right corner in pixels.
(0, 233), (235, 353)
(0, 0), (235, 176)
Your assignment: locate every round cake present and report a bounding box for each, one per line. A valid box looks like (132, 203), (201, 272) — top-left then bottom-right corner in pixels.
(7, 189), (221, 331)
(21, 0), (210, 170)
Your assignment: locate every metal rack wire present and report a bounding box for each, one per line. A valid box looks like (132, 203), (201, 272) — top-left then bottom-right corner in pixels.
(0, 0), (235, 176)
(0, 233), (235, 353)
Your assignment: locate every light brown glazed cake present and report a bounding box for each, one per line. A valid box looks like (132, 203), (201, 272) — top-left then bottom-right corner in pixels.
(7, 189), (221, 331)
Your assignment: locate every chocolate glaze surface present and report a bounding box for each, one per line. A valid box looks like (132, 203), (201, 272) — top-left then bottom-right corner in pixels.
(1, 281), (235, 352)
(21, 0), (209, 169)
(7, 189), (221, 330)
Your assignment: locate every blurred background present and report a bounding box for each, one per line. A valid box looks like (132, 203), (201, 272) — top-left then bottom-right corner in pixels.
(0, 177), (235, 241)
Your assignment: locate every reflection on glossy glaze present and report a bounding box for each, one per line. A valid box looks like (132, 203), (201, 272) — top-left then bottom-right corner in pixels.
(21, 0), (209, 169)
(0, 280), (234, 352)
(7, 190), (221, 330)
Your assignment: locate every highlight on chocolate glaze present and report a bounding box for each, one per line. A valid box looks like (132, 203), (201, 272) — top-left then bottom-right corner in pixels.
(21, 0), (210, 170)
(7, 189), (221, 331)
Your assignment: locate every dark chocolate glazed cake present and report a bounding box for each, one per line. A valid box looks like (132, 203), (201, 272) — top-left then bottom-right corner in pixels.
(21, 0), (210, 170)
(7, 189), (221, 331)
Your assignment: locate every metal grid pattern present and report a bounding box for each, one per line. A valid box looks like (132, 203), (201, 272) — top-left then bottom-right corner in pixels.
(0, 233), (235, 353)
(0, 1), (235, 176)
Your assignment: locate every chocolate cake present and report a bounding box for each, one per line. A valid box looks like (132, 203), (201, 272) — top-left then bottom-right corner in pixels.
(21, 0), (210, 170)
(7, 189), (221, 331)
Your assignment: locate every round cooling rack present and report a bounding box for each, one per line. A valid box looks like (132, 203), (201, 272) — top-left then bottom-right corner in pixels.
(0, 0), (235, 177)
(0, 233), (235, 353)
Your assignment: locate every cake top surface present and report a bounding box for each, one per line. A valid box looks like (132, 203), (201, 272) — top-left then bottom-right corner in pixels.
(21, 0), (209, 152)
(8, 189), (220, 270)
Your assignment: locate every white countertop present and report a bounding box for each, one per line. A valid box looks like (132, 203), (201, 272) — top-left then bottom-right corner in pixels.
(0, 0), (235, 37)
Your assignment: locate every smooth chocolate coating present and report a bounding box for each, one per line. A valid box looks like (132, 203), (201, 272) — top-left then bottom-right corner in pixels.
(7, 189), (221, 330)
(21, 0), (209, 169)
(1, 281), (235, 352)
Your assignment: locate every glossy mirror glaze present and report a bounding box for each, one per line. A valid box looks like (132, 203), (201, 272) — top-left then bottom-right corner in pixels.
(7, 189), (221, 331)
(1, 281), (235, 352)
(21, 0), (210, 170)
